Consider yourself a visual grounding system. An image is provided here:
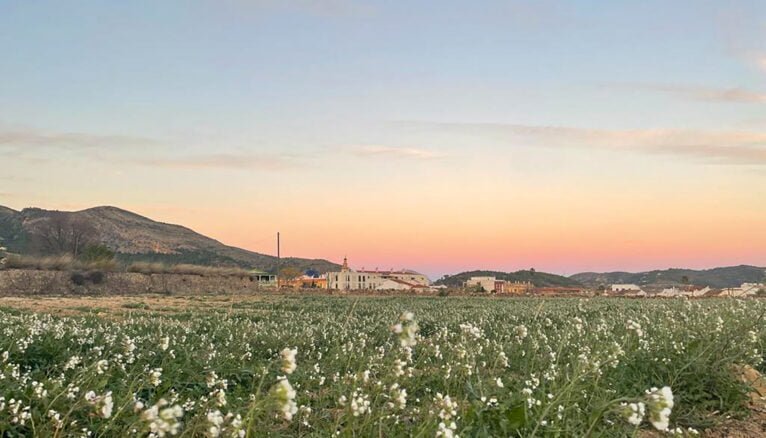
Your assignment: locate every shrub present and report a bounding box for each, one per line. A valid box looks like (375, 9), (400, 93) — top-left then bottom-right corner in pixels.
(3, 255), (76, 271)
(1, 254), (118, 272)
(80, 244), (115, 264)
(70, 272), (87, 286)
(127, 262), (250, 277)
(87, 271), (105, 284)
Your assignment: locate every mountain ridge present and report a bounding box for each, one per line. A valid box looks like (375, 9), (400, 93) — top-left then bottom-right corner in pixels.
(0, 205), (340, 274)
(435, 269), (583, 288)
(570, 265), (766, 289)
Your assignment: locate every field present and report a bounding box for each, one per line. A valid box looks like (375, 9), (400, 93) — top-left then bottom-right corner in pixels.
(1, 295), (765, 437)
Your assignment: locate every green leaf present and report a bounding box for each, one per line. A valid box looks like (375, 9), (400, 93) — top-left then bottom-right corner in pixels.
(506, 404), (527, 430)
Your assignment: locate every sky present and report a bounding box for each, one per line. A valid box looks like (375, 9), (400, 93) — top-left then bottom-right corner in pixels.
(1, 0), (765, 279)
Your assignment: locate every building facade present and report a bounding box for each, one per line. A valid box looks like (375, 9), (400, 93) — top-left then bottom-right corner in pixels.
(465, 276), (533, 294)
(326, 258), (430, 290)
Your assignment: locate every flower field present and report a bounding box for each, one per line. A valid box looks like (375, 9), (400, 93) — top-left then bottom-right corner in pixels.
(0, 295), (764, 437)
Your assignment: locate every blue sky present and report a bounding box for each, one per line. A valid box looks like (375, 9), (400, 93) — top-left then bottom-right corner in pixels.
(1, 1), (765, 277)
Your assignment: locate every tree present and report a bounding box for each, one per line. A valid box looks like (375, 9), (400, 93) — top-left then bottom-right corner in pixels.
(278, 266), (302, 288)
(681, 275), (690, 285)
(31, 213), (98, 258)
(80, 244), (115, 263)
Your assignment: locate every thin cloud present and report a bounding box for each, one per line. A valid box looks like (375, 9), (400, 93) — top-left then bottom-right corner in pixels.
(349, 145), (446, 160)
(613, 83), (766, 103)
(0, 128), (156, 150)
(757, 53), (766, 73)
(133, 153), (300, 171)
(399, 121), (766, 166)
(0, 126), (303, 172)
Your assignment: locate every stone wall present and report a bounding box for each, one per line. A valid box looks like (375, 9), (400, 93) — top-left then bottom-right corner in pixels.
(0, 269), (272, 296)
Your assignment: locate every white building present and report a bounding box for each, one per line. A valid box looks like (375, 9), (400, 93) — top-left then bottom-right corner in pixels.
(657, 286), (711, 298)
(719, 283), (764, 298)
(465, 276), (498, 293)
(326, 258), (430, 291)
(464, 276), (532, 294)
(610, 284), (643, 292)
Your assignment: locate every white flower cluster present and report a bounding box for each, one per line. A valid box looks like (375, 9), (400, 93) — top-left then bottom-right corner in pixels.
(349, 391), (371, 417)
(459, 323), (483, 340)
(149, 368), (163, 387)
(514, 325), (528, 340)
(392, 312), (419, 347)
(271, 378), (298, 421)
(669, 426), (699, 436)
(387, 383), (407, 410)
(280, 347), (297, 375)
(619, 401), (645, 426)
(138, 399), (184, 437)
(626, 320), (644, 337)
(645, 386), (674, 431)
(206, 410), (244, 438)
(84, 391), (113, 419)
(433, 393), (459, 437)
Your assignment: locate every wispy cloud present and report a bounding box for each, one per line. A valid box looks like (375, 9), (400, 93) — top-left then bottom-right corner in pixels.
(399, 121), (766, 166)
(132, 153), (300, 171)
(0, 126), (299, 172)
(0, 128), (156, 150)
(610, 83), (766, 103)
(348, 145), (446, 160)
(756, 53), (766, 73)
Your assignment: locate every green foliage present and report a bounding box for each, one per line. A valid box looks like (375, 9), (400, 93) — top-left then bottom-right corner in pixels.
(573, 266), (766, 289)
(80, 244), (115, 263)
(278, 266), (303, 284)
(436, 269), (582, 287)
(126, 262), (250, 277)
(0, 297), (760, 436)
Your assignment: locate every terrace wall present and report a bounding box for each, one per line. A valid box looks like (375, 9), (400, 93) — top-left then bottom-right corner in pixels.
(0, 269), (272, 296)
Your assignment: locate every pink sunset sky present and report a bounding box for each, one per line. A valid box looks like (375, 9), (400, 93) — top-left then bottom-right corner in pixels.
(1, 1), (765, 278)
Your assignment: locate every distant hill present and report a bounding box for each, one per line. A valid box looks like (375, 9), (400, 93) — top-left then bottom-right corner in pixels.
(0, 205), (340, 274)
(571, 265), (766, 289)
(435, 270), (583, 288)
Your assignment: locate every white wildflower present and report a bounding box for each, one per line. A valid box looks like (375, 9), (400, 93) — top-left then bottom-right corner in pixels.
(271, 378), (298, 421)
(280, 348), (297, 375)
(645, 386), (674, 431)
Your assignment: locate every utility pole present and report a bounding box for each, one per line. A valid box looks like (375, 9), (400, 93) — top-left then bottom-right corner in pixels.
(277, 232), (280, 260)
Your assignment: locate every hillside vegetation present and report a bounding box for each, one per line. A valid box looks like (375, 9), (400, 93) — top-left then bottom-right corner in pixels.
(435, 269), (583, 288)
(0, 205), (339, 274)
(571, 265), (766, 289)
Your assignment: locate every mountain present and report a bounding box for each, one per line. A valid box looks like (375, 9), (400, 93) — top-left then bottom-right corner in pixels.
(571, 265), (766, 289)
(0, 205), (340, 274)
(435, 269), (583, 288)
(0, 206), (27, 253)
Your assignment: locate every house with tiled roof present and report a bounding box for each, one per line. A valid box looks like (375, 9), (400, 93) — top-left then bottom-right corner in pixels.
(326, 257), (430, 291)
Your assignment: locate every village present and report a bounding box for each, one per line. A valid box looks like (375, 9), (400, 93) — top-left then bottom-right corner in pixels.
(269, 257), (766, 298)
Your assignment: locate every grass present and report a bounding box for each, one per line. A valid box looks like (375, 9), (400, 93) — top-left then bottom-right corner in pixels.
(0, 296), (761, 436)
(1, 255), (253, 279)
(126, 261), (251, 277)
(1, 254), (118, 272)
(121, 302), (150, 310)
